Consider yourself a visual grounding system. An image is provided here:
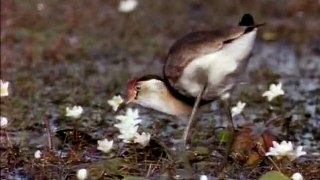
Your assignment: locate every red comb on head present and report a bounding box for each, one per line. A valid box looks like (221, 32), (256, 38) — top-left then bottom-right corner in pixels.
(127, 75), (162, 103)
(127, 78), (138, 91)
(127, 78), (139, 103)
(127, 75), (162, 91)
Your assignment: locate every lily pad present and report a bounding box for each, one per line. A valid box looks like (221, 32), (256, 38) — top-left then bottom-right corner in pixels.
(259, 171), (290, 180)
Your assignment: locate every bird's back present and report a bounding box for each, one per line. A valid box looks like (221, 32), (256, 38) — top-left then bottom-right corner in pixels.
(163, 14), (259, 101)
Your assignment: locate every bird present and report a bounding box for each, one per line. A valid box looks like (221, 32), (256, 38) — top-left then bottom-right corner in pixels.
(126, 13), (262, 147)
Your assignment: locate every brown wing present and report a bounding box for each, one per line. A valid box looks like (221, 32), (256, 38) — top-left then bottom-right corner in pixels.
(164, 26), (248, 82)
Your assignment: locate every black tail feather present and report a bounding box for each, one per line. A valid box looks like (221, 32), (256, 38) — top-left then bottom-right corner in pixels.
(238, 13), (255, 26)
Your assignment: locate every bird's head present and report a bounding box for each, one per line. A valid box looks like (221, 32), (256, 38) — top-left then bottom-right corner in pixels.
(126, 75), (192, 116)
(127, 75), (165, 105)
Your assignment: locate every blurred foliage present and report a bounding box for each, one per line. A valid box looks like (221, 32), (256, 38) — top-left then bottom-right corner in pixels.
(1, 0), (319, 68)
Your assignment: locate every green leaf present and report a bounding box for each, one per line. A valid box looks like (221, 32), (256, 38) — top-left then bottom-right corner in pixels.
(218, 130), (231, 144)
(122, 176), (146, 180)
(259, 171), (290, 180)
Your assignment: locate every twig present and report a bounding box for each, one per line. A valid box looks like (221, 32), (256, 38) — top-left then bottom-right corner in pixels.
(283, 116), (292, 140)
(4, 130), (12, 148)
(97, 170), (106, 179)
(256, 142), (282, 172)
(266, 156), (282, 172)
(44, 116), (53, 150)
(146, 164), (153, 178)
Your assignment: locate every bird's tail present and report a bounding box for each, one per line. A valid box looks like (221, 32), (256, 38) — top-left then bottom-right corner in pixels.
(238, 13), (265, 33)
(238, 13), (255, 26)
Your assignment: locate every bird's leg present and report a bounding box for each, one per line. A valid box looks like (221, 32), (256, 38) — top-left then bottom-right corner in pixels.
(223, 97), (235, 132)
(175, 84), (207, 177)
(182, 83), (207, 148)
(219, 96), (236, 171)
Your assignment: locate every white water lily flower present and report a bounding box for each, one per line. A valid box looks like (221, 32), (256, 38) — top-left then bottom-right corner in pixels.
(34, 150), (42, 159)
(97, 139), (113, 153)
(291, 173), (303, 180)
(0, 80), (9, 97)
(118, 125), (139, 142)
(118, 0), (138, 13)
(266, 141), (293, 159)
(262, 82), (285, 101)
(115, 108), (142, 142)
(116, 108), (139, 121)
(77, 168), (88, 180)
(108, 95), (124, 111)
(199, 175), (208, 180)
(114, 122), (140, 132)
(134, 132), (151, 147)
(66, 106), (83, 119)
(291, 146), (307, 160)
(231, 101), (246, 117)
(0, 117), (8, 128)
(114, 118), (141, 128)
(266, 141), (306, 160)
(114, 108), (141, 135)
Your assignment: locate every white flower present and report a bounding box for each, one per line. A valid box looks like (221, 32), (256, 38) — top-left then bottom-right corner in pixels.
(118, 125), (139, 142)
(77, 169), (88, 180)
(107, 95), (124, 111)
(114, 120), (141, 130)
(115, 108), (141, 142)
(231, 101), (246, 117)
(292, 146), (307, 160)
(114, 117), (141, 129)
(266, 141), (293, 159)
(116, 108), (139, 121)
(0, 80), (9, 97)
(118, 0), (138, 13)
(0, 117), (8, 128)
(199, 175), (208, 180)
(266, 141), (306, 160)
(134, 132), (151, 147)
(66, 106), (83, 119)
(262, 82), (285, 101)
(291, 173), (303, 180)
(34, 150), (42, 159)
(36, 3), (45, 11)
(97, 139), (113, 153)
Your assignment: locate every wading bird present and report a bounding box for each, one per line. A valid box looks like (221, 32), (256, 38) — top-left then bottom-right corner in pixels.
(127, 14), (262, 147)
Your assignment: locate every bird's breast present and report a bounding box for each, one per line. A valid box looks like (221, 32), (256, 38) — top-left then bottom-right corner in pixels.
(177, 30), (257, 99)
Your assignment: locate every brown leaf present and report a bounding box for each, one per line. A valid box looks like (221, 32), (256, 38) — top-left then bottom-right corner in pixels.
(231, 124), (276, 166)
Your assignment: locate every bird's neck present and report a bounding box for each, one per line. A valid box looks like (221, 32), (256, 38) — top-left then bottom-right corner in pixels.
(161, 75), (212, 108)
(140, 87), (192, 117)
(162, 89), (193, 116)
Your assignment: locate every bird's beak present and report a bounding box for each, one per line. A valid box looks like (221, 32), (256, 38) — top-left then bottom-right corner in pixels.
(113, 91), (134, 114)
(115, 101), (126, 114)
(126, 96), (135, 104)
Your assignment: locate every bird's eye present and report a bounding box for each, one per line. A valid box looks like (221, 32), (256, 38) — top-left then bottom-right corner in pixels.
(135, 84), (141, 91)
